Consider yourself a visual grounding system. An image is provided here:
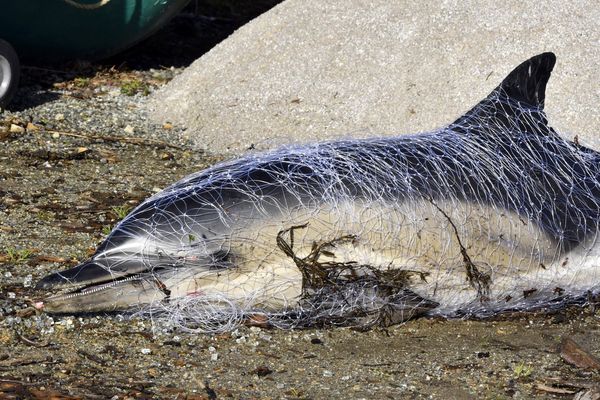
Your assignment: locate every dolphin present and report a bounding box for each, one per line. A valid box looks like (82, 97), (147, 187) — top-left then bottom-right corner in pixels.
(35, 53), (600, 330)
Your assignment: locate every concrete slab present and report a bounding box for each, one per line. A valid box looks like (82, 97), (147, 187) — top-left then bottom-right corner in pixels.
(148, 0), (599, 155)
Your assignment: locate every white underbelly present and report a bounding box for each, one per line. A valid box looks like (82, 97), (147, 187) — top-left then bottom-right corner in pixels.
(170, 198), (600, 315)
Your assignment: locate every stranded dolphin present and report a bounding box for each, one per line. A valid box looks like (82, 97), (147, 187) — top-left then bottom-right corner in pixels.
(36, 53), (600, 331)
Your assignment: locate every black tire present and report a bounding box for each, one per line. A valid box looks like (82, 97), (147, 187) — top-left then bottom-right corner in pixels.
(0, 39), (20, 108)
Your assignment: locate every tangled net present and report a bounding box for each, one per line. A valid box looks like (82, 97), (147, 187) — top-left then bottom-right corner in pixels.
(46, 53), (600, 333)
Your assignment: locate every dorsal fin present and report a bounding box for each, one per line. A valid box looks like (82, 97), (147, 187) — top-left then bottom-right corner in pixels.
(497, 52), (556, 109)
(450, 53), (557, 135)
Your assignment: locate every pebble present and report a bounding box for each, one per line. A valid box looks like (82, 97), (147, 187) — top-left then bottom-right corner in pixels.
(55, 113), (65, 121)
(124, 125), (135, 134)
(141, 348), (152, 355)
(9, 124), (24, 133)
(208, 346), (219, 361)
(235, 336), (247, 344)
(23, 274), (32, 287)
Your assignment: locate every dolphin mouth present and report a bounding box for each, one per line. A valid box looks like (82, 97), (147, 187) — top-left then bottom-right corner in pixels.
(36, 274), (170, 314)
(35, 261), (171, 314)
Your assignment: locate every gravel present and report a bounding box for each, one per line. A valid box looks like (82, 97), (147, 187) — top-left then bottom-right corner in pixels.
(6, 67), (188, 148)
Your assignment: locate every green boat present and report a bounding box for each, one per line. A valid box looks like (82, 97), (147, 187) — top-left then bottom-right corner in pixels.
(0, 0), (190, 106)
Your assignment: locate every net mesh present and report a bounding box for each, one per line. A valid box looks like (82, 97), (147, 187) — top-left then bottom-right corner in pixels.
(46, 54), (600, 332)
(124, 85), (600, 332)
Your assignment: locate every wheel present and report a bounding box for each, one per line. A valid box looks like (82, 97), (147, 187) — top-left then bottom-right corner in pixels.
(0, 39), (20, 108)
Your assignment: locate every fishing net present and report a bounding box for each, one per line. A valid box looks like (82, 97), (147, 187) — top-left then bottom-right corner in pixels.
(43, 53), (600, 333)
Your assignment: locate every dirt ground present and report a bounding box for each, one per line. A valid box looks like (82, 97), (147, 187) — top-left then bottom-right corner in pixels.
(1, 4), (600, 400)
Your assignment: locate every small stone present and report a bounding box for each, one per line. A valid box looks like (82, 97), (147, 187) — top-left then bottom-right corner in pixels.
(9, 124), (25, 133)
(55, 113), (65, 121)
(141, 348), (152, 355)
(26, 122), (39, 131)
(124, 125), (135, 134)
(52, 132), (60, 139)
(163, 122), (173, 130)
(208, 346), (219, 361)
(249, 326), (262, 334)
(259, 333), (272, 341)
(23, 275), (32, 287)
(323, 370), (333, 377)
(7, 292), (15, 299)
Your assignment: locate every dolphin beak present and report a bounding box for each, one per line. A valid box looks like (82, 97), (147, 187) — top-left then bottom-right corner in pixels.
(35, 260), (168, 313)
(36, 259), (150, 290)
(35, 275), (168, 314)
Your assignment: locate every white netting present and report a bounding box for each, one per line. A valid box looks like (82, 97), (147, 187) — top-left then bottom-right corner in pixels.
(42, 54), (600, 332)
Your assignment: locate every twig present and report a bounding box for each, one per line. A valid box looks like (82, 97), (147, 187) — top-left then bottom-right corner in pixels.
(38, 128), (184, 150)
(0, 379), (38, 385)
(13, 330), (51, 348)
(427, 197), (491, 298)
(77, 350), (108, 366)
(535, 383), (575, 395)
(0, 357), (62, 368)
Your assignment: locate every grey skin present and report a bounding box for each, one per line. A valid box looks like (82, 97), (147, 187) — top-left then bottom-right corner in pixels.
(35, 53), (600, 322)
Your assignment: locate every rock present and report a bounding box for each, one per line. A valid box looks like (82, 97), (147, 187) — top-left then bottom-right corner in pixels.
(560, 337), (600, 370)
(25, 122), (39, 131)
(9, 124), (24, 133)
(148, 0), (599, 155)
